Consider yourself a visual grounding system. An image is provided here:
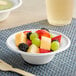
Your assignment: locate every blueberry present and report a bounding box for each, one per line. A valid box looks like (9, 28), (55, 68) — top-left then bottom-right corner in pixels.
(27, 32), (32, 40)
(41, 28), (49, 32)
(18, 43), (29, 52)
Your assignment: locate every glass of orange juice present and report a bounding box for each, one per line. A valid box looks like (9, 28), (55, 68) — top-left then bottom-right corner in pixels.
(46, 0), (74, 26)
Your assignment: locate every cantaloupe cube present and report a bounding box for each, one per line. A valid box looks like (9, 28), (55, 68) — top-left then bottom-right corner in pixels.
(15, 32), (27, 46)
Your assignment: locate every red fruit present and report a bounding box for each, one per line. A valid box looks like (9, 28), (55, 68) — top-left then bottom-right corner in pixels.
(36, 30), (50, 39)
(23, 31), (31, 34)
(39, 48), (51, 53)
(52, 35), (62, 43)
(26, 40), (32, 46)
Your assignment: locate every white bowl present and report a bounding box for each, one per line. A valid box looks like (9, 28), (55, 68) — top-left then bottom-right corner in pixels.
(0, 0), (22, 22)
(6, 29), (71, 65)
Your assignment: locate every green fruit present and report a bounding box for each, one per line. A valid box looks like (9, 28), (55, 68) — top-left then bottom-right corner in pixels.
(32, 38), (40, 47)
(0, 0), (13, 10)
(30, 33), (38, 40)
(50, 33), (55, 38)
(51, 41), (59, 51)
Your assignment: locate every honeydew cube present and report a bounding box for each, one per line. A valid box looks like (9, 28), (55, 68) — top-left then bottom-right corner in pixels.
(40, 36), (51, 50)
(27, 44), (39, 53)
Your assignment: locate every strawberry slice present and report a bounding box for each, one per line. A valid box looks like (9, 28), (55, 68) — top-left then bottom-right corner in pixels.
(52, 35), (62, 43)
(39, 48), (51, 53)
(36, 29), (50, 39)
(23, 31), (31, 34)
(26, 39), (32, 46)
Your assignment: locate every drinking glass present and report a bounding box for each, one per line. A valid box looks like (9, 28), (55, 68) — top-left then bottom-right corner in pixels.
(46, 0), (74, 26)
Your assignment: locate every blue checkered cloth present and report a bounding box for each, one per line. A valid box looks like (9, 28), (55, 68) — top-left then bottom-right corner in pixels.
(0, 19), (76, 76)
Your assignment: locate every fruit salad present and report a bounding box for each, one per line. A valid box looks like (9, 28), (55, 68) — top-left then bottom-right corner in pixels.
(15, 28), (62, 53)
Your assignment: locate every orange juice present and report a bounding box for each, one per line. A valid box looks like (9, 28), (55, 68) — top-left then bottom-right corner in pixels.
(46, 0), (74, 25)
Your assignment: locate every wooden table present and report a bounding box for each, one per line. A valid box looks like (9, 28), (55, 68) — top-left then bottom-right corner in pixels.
(0, 0), (46, 30)
(0, 0), (76, 30)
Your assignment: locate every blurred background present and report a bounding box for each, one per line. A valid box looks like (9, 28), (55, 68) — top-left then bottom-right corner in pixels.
(0, 0), (76, 30)
(0, 0), (46, 30)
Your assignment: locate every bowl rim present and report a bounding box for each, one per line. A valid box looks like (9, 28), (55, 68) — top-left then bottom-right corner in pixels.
(0, 0), (22, 13)
(6, 29), (71, 56)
